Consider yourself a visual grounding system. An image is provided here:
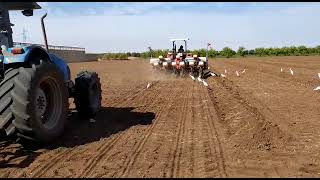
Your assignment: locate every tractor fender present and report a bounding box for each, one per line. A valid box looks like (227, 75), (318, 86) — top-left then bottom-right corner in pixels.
(48, 53), (71, 81)
(26, 46), (70, 81)
(3, 45), (50, 64)
(3, 45), (70, 81)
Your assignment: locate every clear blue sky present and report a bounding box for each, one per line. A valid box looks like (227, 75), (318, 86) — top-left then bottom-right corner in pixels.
(9, 2), (320, 53)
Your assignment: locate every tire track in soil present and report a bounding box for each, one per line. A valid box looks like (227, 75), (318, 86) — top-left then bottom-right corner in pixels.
(108, 81), (159, 107)
(181, 82), (196, 178)
(94, 80), (190, 178)
(80, 81), (177, 178)
(181, 82), (228, 178)
(78, 81), (171, 178)
(113, 79), (195, 178)
(69, 81), (164, 178)
(18, 82), (160, 178)
(187, 82), (217, 178)
(16, 148), (74, 178)
(188, 83), (196, 177)
(205, 73), (294, 177)
(217, 61), (320, 155)
(211, 66), (297, 148)
(118, 82), (181, 178)
(106, 83), (146, 106)
(169, 82), (190, 178)
(173, 81), (202, 178)
(210, 66), (285, 134)
(200, 85), (228, 177)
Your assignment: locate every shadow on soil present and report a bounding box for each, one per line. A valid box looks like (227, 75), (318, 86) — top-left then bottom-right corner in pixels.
(0, 107), (155, 169)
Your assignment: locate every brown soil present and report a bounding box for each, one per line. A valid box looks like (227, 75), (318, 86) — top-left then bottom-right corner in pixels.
(0, 56), (320, 177)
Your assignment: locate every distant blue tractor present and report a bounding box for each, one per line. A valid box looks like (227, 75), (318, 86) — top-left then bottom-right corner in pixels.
(0, 3), (102, 144)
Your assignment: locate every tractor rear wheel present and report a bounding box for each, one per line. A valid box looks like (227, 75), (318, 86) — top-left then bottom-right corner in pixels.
(11, 63), (69, 143)
(74, 71), (102, 119)
(0, 68), (20, 137)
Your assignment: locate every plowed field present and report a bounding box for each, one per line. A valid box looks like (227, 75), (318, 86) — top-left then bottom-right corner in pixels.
(1, 56), (320, 177)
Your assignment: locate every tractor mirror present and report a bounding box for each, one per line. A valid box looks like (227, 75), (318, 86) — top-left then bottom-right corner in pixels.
(22, 9), (33, 17)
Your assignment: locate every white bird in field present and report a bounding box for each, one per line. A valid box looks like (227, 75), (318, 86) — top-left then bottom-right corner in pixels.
(190, 74), (195, 80)
(318, 73), (320, 79)
(225, 69), (227, 74)
(236, 71), (240, 77)
(147, 83), (151, 89)
(197, 76), (202, 82)
(314, 86), (320, 91)
(202, 80), (208, 87)
(289, 68), (294, 75)
(241, 69), (246, 74)
(210, 73), (216, 77)
(220, 73), (226, 78)
(281, 67), (283, 72)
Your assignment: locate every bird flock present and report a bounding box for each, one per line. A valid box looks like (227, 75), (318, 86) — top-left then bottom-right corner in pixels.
(219, 68), (246, 78)
(146, 67), (320, 92)
(279, 67), (320, 91)
(189, 74), (209, 87)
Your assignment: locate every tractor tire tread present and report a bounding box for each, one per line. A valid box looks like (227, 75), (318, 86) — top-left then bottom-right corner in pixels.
(0, 68), (19, 136)
(12, 63), (69, 143)
(74, 71), (102, 118)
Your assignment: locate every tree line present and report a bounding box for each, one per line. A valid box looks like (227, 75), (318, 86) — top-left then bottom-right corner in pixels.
(100, 45), (320, 60)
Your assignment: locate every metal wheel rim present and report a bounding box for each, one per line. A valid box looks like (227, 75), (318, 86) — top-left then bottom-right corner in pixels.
(36, 76), (62, 130)
(35, 88), (47, 118)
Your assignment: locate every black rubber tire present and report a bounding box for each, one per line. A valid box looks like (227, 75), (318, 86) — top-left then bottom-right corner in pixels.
(0, 68), (20, 137)
(74, 71), (102, 118)
(11, 63), (69, 143)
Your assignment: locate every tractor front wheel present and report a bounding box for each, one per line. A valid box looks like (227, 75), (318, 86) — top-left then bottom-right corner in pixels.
(74, 71), (102, 119)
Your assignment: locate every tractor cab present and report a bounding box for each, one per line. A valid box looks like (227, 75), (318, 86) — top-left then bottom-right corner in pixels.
(170, 38), (189, 60)
(0, 2), (41, 48)
(0, 3), (41, 80)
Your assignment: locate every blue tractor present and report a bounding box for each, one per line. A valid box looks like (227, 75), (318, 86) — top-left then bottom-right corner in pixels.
(0, 3), (102, 144)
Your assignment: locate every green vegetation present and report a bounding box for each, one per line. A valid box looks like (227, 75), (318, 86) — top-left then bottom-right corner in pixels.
(237, 46), (246, 57)
(219, 47), (236, 58)
(101, 45), (320, 60)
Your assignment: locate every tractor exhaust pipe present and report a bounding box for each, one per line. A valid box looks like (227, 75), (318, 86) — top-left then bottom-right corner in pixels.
(41, 13), (49, 52)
